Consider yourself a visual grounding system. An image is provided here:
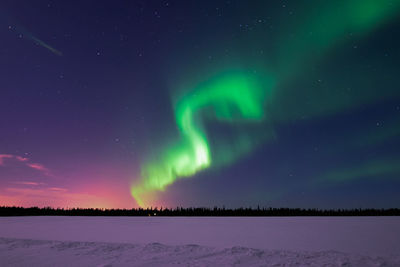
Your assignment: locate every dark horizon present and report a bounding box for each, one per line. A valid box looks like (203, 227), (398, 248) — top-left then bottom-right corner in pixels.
(1, 206), (399, 217)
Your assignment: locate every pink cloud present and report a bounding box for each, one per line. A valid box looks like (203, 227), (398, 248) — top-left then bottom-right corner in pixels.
(26, 163), (48, 172)
(0, 154), (13, 165)
(0, 154), (51, 176)
(48, 187), (67, 192)
(15, 156), (29, 162)
(13, 181), (45, 186)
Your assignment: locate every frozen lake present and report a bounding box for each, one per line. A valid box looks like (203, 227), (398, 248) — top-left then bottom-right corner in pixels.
(0, 216), (399, 266)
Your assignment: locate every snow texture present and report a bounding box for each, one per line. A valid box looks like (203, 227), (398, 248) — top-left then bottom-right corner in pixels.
(0, 217), (399, 266)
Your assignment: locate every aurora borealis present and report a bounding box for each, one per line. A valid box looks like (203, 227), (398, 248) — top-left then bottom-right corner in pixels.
(131, 72), (273, 206)
(1, 0), (400, 209)
(131, 0), (400, 207)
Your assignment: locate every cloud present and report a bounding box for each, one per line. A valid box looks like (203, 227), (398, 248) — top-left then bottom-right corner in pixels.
(0, 154), (13, 165)
(48, 187), (67, 192)
(26, 163), (49, 173)
(13, 181), (45, 186)
(15, 156), (29, 162)
(0, 154), (51, 176)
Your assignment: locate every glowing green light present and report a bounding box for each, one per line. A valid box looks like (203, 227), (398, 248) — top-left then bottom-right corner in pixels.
(131, 1), (400, 207)
(131, 73), (273, 206)
(319, 159), (400, 183)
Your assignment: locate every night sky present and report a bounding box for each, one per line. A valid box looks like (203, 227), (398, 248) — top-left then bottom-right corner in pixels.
(1, 0), (399, 209)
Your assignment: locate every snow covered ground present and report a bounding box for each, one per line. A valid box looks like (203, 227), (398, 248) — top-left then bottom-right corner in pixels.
(0, 216), (399, 266)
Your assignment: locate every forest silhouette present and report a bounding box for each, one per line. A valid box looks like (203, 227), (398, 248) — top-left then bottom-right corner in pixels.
(1, 206), (399, 216)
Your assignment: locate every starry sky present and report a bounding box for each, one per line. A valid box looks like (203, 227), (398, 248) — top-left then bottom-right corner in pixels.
(1, 0), (400, 209)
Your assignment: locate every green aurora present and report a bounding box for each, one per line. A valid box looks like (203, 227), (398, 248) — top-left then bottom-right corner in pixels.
(320, 159), (400, 183)
(131, 0), (400, 207)
(131, 73), (274, 206)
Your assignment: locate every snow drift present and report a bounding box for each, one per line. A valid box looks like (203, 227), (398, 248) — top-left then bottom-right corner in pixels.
(0, 216), (399, 266)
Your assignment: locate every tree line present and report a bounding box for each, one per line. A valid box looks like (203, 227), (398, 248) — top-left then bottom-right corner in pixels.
(0, 206), (399, 216)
